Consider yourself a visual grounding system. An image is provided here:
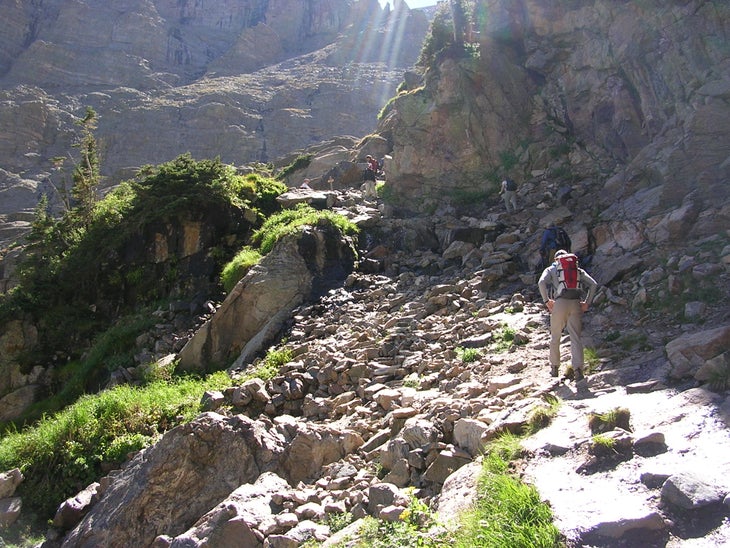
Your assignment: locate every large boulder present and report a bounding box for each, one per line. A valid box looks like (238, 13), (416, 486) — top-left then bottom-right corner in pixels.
(178, 224), (356, 372)
(666, 325), (730, 380)
(58, 413), (288, 547)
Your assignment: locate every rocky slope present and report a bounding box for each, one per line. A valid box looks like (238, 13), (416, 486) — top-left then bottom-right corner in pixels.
(19, 184), (729, 547)
(0, 0), (729, 546)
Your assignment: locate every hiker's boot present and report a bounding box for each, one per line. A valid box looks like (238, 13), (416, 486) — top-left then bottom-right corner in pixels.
(550, 364), (559, 378)
(574, 368), (585, 382)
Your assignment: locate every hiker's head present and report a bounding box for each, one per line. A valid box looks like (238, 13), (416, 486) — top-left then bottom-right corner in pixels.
(554, 249), (568, 258)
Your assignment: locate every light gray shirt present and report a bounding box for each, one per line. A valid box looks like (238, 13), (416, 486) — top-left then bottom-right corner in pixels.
(538, 262), (598, 303)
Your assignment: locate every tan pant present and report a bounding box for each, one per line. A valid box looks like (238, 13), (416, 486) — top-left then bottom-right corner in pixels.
(550, 298), (584, 371)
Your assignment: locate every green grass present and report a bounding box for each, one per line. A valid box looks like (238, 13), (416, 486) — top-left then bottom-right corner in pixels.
(708, 364), (730, 392)
(220, 246), (262, 292)
(5, 311), (159, 427)
(583, 347), (599, 372)
(349, 489), (447, 547)
(590, 434), (617, 454)
(251, 203), (359, 255)
(454, 449), (561, 547)
(525, 394), (561, 435)
(0, 371), (231, 519)
(492, 325), (517, 352)
(251, 347), (294, 380)
(457, 346), (481, 364)
(587, 407), (631, 434)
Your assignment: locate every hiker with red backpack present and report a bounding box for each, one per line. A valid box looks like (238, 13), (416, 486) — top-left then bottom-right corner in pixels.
(537, 249), (598, 383)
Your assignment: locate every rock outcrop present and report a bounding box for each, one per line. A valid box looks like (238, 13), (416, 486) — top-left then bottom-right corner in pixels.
(382, 0), (730, 216)
(178, 220), (357, 371)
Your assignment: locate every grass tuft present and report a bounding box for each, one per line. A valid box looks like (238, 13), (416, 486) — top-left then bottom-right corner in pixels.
(588, 407), (631, 434)
(455, 442), (561, 547)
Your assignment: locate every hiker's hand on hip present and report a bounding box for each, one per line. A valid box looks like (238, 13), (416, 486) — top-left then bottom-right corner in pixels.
(581, 302), (589, 312)
(546, 299), (554, 312)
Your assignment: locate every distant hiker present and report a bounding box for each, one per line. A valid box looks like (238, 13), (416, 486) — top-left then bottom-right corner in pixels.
(538, 250), (598, 381)
(540, 224), (571, 267)
(362, 155), (378, 198)
(327, 176), (334, 191)
(299, 178), (312, 189)
(364, 155), (378, 180)
(500, 178), (518, 213)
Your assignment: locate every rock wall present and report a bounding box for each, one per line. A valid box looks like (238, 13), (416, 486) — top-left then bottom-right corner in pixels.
(0, 0), (429, 233)
(382, 0), (730, 213)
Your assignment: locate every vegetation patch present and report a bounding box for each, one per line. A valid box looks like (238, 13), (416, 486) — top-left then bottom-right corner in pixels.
(583, 347), (600, 372)
(0, 371), (231, 518)
(454, 441), (561, 547)
(349, 489), (447, 548)
(707, 363), (730, 392)
(588, 407), (631, 434)
(251, 203), (359, 255)
(4, 310), (159, 427)
(221, 247), (262, 293)
(456, 346), (481, 364)
(1, 153), (284, 365)
(590, 434), (618, 456)
(525, 394), (561, 435)
(276, 154), (312, 181)
(492, 324), (518, 353)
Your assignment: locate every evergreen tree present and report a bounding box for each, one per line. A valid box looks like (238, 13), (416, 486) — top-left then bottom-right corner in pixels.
(450, 0), (467, 48)
(70, 106), (101, 229)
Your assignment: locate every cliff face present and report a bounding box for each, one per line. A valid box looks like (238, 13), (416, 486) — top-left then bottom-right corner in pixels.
(0, 0), (429, 224)
(382, 0), (730, 214)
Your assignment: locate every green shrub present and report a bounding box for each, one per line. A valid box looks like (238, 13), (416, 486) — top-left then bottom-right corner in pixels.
(221, 247), (262, 293)
(457, 346), (481, 364)
(4, 154), (264, 364)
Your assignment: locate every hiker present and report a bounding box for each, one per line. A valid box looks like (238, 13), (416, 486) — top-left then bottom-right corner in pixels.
(540, 224), (571, 268)
(362, 155), (378, 198)
(299, 178), (312, 189)
(499, 178), (518, 213)
(537, 250), (598, 381)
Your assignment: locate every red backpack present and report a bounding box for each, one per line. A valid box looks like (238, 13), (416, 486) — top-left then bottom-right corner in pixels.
(556, 253), (580, 296)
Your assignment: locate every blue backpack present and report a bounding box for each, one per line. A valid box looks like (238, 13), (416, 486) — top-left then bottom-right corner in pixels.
(543, 227), (571, 252)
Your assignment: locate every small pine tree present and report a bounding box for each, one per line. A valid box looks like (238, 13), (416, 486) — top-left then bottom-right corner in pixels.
(450, 0), (467, 48)
(70, 106), (101, 229)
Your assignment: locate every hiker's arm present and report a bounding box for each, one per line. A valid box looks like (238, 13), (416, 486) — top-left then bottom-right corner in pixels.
(537, 268), (553, 309)
(580, 270), (599, 309)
